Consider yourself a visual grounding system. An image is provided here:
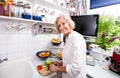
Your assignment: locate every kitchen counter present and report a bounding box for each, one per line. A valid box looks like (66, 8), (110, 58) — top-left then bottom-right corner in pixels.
(30, 56), (62, 78)
(86, 61), (120, 78)
(21, 56), (120, 78)
(0, 56), (61, 78)
(0, 56), (119, 78)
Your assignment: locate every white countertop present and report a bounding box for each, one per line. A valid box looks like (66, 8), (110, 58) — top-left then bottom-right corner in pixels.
(31, 56), (120, 78)
(86, 61), (120, 78)
(1, 56), (119, 78)
(28, 56), (61, 78)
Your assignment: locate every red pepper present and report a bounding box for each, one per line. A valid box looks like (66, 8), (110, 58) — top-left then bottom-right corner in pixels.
(38, 65), (42, 70)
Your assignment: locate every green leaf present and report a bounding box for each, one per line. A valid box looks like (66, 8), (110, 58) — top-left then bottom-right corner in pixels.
(95, 14), (120, 51)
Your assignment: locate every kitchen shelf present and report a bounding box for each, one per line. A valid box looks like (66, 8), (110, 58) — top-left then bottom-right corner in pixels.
(0, 0), (73, 26)
(0, 16), (54, 26)
(27, 0), (75, 13)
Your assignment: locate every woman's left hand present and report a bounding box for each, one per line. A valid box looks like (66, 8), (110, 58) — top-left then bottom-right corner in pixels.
(49, 64), (59, 72)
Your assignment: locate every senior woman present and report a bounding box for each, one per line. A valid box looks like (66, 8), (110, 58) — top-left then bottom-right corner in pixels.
(49, 14), (86, 78)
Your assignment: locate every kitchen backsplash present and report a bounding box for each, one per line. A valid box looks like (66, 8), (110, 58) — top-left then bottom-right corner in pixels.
(0, 20), (60, 62)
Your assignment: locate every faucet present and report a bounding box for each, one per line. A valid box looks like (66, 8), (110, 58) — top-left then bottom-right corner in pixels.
(0, 57), (8, 64)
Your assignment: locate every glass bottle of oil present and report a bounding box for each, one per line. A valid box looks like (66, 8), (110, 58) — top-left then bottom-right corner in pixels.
(0, 0), (5, 16)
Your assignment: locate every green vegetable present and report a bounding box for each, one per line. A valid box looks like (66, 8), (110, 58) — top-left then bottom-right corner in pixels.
(44, 58), (52, 67)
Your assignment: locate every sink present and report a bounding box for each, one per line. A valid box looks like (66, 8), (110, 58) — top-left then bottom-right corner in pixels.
(0, 60), (41, 78)
(0, 57), (60, 78)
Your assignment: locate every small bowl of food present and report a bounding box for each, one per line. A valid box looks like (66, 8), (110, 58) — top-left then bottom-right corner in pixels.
(52, 38), (61, 46)
(36, 51), (51, 60)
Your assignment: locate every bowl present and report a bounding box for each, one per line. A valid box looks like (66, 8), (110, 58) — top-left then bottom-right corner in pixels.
(52, 38), (61, 46)
(52, 42), (61, 46)
(36, 51), (51, 60)
(32, 15), (42, 21)
(22, 13), (31, 19)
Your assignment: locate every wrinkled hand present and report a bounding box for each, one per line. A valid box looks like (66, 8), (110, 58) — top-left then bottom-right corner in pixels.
(49, 64), (58, 72)
(52, 61), (63, 66)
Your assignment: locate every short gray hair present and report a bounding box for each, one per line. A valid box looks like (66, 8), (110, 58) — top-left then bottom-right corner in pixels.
(55, 14), (75, 32)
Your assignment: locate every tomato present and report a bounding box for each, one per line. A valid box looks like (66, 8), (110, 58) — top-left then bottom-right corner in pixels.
(38, 65), (42, 70)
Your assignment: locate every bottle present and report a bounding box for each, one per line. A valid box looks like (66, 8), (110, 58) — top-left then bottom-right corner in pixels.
(38, 25), (43, 33)
(41, 15), (46, 22)
(0, 0), (6, 16)
(10, 0), (16, 17)
(43, 27), (46, 33)
(16, 1), (24, 18)
(5, 0), (11, 16)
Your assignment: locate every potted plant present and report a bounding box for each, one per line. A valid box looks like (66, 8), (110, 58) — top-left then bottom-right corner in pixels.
(94, 14), (120, 51)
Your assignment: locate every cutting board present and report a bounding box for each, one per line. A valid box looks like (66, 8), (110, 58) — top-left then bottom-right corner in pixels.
(37, 64), (52, 76)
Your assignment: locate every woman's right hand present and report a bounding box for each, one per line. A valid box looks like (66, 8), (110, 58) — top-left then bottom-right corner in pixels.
(49, 64), (59, 72)
(52, 61), (63, 66)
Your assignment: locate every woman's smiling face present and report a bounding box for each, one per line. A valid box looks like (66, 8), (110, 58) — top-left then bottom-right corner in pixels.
(57, 17), (73, 36)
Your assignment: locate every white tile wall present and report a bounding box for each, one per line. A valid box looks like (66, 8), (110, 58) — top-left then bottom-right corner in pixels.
(0, 20), (60, 61)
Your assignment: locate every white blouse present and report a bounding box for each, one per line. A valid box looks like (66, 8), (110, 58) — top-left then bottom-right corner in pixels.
(62, 31), (86, 78)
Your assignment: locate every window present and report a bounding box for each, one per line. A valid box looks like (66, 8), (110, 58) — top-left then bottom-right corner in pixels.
(90, 0), (120, 9)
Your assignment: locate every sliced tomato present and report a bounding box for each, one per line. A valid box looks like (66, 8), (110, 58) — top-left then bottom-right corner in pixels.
(38, 65), (42, 70)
